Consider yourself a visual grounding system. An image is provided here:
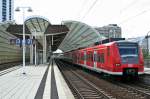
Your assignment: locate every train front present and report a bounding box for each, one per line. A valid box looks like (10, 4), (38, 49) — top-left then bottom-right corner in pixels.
(115, 41), (144, 76)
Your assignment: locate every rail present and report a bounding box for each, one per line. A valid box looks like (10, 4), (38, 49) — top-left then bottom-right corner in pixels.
(55, 59), (112, 99)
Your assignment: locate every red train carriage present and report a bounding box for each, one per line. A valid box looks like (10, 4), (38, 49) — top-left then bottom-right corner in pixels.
(64, 40), (144, 76)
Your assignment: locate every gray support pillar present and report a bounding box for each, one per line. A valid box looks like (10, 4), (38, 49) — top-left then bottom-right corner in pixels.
(49, 45), (51, 56)
(30, 35), (33, 64)
(36, 48), (39, 65)
(43, 35), (47, 63)
(148, 37), (150, 54)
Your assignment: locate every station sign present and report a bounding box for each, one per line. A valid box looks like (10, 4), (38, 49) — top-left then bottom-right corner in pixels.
(10, 38), (33, 45)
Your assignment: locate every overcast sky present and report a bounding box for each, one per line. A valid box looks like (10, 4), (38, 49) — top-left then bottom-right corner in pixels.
(14, 0), (150, 38)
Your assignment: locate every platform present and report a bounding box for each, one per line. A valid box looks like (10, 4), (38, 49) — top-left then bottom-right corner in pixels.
(144, 67), (150, 74)
(0, 64), (74, 99)
(43, 61), (74, 99)
(2, 63), (149, 99)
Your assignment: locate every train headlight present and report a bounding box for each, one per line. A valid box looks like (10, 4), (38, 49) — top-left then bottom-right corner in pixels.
(115, 63), (121, 66)
(139, 64), (143, 66)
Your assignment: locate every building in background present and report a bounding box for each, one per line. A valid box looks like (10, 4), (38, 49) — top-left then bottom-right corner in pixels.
(140, 36), (150, 55)
(95, 24), (122, 38)
(0, 0), (14, 22)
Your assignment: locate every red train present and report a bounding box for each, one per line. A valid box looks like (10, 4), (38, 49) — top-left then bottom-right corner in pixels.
(63, 40), (144, 76)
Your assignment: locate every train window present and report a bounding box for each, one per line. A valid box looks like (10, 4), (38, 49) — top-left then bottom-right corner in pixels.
(84, 52), (86, 61)
(81, 54), (84, 60)
(87, 52), (92, 61)
(119, 47), (138, 55)
(94, 53), (97, 61)
(87, 54), (90, 61)
(78, 53), (80, 61)
(107, 47), (110, 56)
(101, 53), (105, 63)
(80, 53), (81, 60)
(90, 52), (93, 61)
(75, 54), (78, 62)
(97, 53), (105, 63)
(97, 54), (101, 62)
(74, 55), (76, 62)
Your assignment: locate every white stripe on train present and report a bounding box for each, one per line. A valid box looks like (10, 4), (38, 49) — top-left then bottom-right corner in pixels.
(76, 63), (144, 75)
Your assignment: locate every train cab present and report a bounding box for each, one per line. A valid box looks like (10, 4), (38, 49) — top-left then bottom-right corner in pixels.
(115, 41), (144, 76)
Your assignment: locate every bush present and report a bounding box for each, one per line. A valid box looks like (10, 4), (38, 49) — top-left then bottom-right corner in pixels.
(142, 49), (150, 59)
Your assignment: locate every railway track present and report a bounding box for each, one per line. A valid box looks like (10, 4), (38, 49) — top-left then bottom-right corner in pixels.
(0, 66), (21, 76)
(86, 69), (150, 99)
(78, 70), (150, 99)
(127, 83), (150, 95)
(57, 59), (150, 99)
(0, 62), (22, 76)
(0, 62), (21, 71)
(139, 74), (150, 84)
(90, 71), (150, 99)
(107, 80), (150, 99)
(55, 59), (113, 99)
(116, 77), (150, 98)
(108, 75), (150, 99)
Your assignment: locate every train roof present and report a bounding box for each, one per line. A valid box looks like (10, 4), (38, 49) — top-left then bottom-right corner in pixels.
(94, 38), (125, 45)
(115, 40), (138, 43)
(81, 40), (138, 50)
(102, 40), (138, 46)
(67, 39), (139, 52)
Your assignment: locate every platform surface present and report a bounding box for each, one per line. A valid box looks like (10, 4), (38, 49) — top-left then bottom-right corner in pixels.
(53, 61), (74, 99)
(0, 65), (47, 99)
(0, 63), (74, 99)
(1, 63), (149, 99)
(43, 61), (74, 99)
(144, 67), (150, 74)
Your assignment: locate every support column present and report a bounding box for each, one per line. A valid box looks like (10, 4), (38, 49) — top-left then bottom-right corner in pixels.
(48, 44), (52, 60)
(148, 37), (150, 54)
(43, 35), (47, 63)
(30, 35), (33, 64)
(34, 41), (37, 65)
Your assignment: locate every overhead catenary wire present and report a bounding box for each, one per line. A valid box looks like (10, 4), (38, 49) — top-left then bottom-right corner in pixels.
(81, 0), (99, 20)
(76, 0), (89, 20)
(120, 0), (139, 13)
(119, 8), (150, 25)
(104, 0), (140, 26)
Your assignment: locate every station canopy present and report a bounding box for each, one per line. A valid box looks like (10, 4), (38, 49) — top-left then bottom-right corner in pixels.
(6, 16), (69, 51)
(59, 21), (106, 52)
(3, 16), (106, 52)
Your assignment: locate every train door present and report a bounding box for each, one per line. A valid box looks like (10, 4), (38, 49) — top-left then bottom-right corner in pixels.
(78, 52), (80, 64)
(80, 51), (84, 65)
(93, 51), (97, 68)
(76, 52), (78, 63)
(97, 49), (105, 69)
(86, 51), (92, 67)
(84, 51), (86, 65)
(90, 51), (94, 67)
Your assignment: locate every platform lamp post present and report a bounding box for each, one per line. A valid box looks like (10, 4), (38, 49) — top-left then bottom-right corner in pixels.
(15, 7), (33, 74)
(108, 29), (112, 42)
(33, 29), (37, 66)
(147, 31), (150, 56)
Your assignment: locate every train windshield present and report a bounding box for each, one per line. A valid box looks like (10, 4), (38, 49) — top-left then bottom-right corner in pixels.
(119, 47), (138, 56)
(117, 42), (139, 64)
